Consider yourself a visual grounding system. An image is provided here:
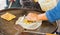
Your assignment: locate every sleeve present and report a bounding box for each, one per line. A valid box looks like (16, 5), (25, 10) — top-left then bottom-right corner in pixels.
(46, 0), (60, 22)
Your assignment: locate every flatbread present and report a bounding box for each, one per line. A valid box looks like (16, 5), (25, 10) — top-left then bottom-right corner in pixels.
(1, 12), (16, 21)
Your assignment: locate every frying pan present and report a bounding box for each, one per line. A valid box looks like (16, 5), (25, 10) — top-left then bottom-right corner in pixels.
(0, 8), (57, 35)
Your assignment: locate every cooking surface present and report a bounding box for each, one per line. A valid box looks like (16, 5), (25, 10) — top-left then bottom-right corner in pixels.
(0, 8), (57, 35)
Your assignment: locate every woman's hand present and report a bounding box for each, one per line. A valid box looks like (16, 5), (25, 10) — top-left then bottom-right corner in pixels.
(26, 13), (40, 21)
(26, 13), (48, 21)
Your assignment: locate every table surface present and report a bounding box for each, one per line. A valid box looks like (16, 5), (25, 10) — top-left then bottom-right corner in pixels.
(0, 8), (57, 35)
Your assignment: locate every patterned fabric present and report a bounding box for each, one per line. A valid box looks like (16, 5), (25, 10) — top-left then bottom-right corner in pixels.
(38, 0), (57, 11)
(46, 0), (60, 22)
(46, 0), (60, 33)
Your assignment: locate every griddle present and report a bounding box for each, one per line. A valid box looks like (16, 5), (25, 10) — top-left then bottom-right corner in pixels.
(0, 8), (57, 35)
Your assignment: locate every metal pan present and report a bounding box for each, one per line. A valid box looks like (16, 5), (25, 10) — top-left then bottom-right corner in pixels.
(0, 8), (57, 35)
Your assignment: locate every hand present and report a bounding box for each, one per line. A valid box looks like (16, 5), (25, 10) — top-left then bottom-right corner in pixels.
(8, 0), (16, 2)
(26, 13), (39, 21)
(26, 13), (48, 21)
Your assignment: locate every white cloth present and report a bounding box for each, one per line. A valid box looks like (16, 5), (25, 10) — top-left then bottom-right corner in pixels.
(0, 0), (7, 10)
(38, 0), (58, 11)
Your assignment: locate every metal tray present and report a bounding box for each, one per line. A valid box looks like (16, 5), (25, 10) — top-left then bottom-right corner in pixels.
(0, 8), (57, 35)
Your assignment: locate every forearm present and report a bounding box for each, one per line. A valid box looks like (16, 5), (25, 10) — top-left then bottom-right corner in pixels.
(38, 13), (48, 20)
(38, 0), (60, 22)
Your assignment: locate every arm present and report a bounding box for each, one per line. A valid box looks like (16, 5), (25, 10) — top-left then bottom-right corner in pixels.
(26, 0), (60, 22)
(38, 0), (60, 22)
(38, 13), (48, 20)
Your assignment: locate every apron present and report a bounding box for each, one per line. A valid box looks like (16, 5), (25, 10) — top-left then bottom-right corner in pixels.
(37, 0), (58, 11)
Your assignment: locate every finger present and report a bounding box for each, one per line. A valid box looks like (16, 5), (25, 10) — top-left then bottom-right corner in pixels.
(27, 13), (34, 16)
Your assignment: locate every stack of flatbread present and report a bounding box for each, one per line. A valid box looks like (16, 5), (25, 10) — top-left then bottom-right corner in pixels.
(1, 12), (16, 21)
